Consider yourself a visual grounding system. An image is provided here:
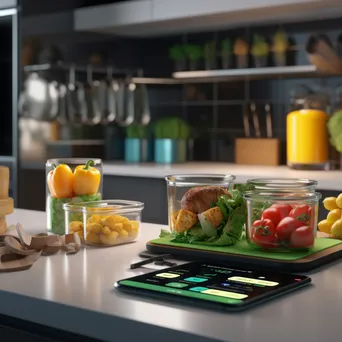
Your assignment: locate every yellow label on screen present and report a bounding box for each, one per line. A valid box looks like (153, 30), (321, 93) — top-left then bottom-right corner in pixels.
(228, 276), (279, 287)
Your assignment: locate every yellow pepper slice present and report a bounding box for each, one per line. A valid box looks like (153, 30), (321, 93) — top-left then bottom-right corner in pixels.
(47, 164), (74, 198)
(73, 160), (101, 196)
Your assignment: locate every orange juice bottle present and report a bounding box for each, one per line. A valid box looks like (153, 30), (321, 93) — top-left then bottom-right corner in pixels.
(287, 109), (329, 170)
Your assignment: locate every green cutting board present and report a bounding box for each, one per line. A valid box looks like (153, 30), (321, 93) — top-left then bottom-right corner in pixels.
(149, 237), (342, 261)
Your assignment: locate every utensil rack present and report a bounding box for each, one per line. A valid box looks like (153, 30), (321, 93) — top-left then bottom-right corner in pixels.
(24, 63), (342, 85)
(23, 62), (142, 77)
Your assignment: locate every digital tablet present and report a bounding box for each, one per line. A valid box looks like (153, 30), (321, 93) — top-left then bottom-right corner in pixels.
(115, 261), (311, 311)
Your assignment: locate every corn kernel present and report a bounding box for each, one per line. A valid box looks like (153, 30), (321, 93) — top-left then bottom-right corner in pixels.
(113, 223), (123, 232)
(123, 222), (132, 232)
(100, 231), (119, 245)
(87, 222), (102, 233)
(119, 229), (129, 238)
(87, 215), (102, 224)
(101, 216), (117, 229)
(100, 216), (109, 225)
(86, 232), (101, 244)
(101, 226), (111, 236)
(130, 221), (139, 230)
(69, 221), (83, 232)
(120, 216), (129, 223)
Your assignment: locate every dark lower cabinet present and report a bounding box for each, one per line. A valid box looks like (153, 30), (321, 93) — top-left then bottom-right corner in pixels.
(18, 168), (338, 225)
(0, 315), (101, 342)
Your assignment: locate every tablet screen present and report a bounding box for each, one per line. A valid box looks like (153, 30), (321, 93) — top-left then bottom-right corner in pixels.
(117, 262), (310, 307)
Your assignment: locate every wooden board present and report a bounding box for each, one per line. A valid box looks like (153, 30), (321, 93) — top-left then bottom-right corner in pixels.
(146, 238), (342, 272)
(235, 138), (280, 166)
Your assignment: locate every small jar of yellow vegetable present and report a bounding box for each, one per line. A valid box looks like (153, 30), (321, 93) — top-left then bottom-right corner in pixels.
(63, 200), (144, 247)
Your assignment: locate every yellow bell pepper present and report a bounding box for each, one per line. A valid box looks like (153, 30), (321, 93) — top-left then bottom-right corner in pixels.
(73, 160), (101, 196)
(47, 164), (74, 198)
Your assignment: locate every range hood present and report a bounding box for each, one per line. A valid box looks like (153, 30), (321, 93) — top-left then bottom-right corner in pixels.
(74, 0), (342, 37)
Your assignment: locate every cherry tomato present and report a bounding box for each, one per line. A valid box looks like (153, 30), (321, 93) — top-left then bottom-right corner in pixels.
(252, 219), (276, 236)
(271, 204), (292, 220)
(289, 204), (311, 224)
(253, 234), (278, 248)
(261, 207), (282, 226)
(276, 217), (303, 242)
(289, 226), (315, 248)
(251, 219), (276, 248)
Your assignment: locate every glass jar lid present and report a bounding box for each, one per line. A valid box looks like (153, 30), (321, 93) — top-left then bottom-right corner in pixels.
(247, 178), (317, 190)
(243, 190), (321, 202)
(46, 158), (102, 167)
(165, 174), (236, 187)
(63, 199), (144, 214)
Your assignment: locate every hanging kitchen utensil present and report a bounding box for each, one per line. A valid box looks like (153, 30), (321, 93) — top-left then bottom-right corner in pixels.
(117, 78), (135, 127)
(66, 65), (83, 124)
(57, 83), (68, 125)
(96, 66), (117, 124)
(134, 83), (151, 126)
(306, 34), (342, 73)
(19, 72), (59, 122)
(82, 65), (102, 125)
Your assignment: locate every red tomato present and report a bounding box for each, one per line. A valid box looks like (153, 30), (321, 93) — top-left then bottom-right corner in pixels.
(261, 207), (282, 226)
(289, 226), (315, 248)
(271, 204), (292, 219)
(276, 217), (303, 242)
(252, 219), (276, 236)
(289, 204), (311, 224)
(251, 219), (276, 248)
(253, 235), (278, 248)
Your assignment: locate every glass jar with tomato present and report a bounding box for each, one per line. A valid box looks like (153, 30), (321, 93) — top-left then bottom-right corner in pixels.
(247, 178), (317, 193)
(243, 191), (321, 251)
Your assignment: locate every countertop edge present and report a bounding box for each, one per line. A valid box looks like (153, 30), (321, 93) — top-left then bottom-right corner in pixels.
(0, 290), (220, 342)
(19, 161), (342, 191)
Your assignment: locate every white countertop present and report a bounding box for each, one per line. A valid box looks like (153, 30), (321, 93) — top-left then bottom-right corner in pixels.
(21, 161), (342, 191)
(1, 209), (342, 342)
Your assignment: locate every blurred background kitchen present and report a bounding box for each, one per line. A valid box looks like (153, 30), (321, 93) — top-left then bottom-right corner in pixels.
(3, 0), (342, 223)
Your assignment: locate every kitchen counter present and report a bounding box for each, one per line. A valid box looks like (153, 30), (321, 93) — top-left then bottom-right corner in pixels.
(1, 209), (342, 342)
(20, 161), (342, 191)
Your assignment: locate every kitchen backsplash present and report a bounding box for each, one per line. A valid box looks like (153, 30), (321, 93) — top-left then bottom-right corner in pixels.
(22, 17), (342, 163)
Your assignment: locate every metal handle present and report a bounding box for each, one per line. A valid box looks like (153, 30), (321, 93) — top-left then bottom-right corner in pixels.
(265, 103), (273, 138)
(242, 104), (250, 137)
(250, 102), (261, 138)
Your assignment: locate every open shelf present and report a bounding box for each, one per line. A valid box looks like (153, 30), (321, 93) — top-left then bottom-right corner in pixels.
(172, 65), (338, 82)
(23, 64), (342, 85)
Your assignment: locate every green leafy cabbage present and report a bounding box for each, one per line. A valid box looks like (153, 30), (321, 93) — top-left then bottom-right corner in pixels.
(328, 110), (342, 153)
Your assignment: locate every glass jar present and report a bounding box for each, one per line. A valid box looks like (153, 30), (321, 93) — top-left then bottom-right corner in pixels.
(64, 200), (144, 247)
(46, 158), (103, 235)
(243, 191), (321, 251)
(247, 178), (317, 192)
(165, 174), (236, 233)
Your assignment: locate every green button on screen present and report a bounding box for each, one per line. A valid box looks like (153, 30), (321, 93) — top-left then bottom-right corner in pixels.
(190, 287), (208, 292)
(184, 277), (208, 283)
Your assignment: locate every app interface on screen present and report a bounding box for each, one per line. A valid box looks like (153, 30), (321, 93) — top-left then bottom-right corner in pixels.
(120, 263), (305, 305)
